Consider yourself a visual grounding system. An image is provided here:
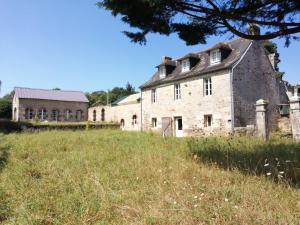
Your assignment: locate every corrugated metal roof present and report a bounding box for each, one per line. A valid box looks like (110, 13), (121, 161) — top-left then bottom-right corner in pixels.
(14, 87), (89, 103)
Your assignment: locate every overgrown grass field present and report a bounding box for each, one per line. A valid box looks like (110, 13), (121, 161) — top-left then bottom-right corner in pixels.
(0, 130), (300, 224)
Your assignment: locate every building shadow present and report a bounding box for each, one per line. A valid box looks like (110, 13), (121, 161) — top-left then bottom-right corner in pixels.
(187, 137), (300, 187)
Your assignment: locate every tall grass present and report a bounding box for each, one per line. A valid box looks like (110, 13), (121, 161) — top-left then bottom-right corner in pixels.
(0, 130), (299, 224)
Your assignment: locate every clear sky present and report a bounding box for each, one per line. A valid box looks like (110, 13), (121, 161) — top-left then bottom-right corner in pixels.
(0, 0), (299, 96)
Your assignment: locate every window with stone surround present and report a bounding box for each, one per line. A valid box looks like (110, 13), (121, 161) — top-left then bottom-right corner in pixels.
(76, 110), (83, 121)
(151, 89), (157, 103)
(132, 115), (137, 125)
(152, 118), (157, 128)
(204, 115), (213, 127)
(174, 84), (181, 100)
(52, 109), (59, 121)
(65, 109), (72, 121)
(25, 108), (34, 120)
(210, 49), (221, 65)
(204, 77), (212, 96)
(101, 108), (105, 122)
(38, 108), (47, 121)
(93, 110), (97, 122)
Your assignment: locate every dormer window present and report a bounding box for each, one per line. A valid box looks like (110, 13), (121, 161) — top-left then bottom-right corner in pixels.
(181, 59), (190, 73)
(159, 66), (166, 79)
(210, 49), (221, 65)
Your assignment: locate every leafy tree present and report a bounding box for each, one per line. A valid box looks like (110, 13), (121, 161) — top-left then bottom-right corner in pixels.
(86, 83), (137, 106)
(98, 0), (300, 46)
(0, 99), (12, 119)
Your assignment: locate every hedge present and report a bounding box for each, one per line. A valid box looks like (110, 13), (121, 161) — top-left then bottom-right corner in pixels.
(0, 120), (120, 133)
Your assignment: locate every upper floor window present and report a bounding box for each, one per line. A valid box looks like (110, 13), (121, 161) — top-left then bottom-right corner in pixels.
(174, 84), (181, 100)
(151, 89), (157, 103)
(204, 77), (212, 96)
(181, 59), (190, 73)
(210, 49), (221, 65)
(159, 66), (166, 79)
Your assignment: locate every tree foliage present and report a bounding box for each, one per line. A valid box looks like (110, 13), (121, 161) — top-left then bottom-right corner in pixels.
(0, 99), (12, 119)
(86, 82), (137, 106)
(98, 0), (300, 46)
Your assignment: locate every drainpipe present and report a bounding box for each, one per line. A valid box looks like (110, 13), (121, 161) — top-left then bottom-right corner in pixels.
(230, 41), (253, 132)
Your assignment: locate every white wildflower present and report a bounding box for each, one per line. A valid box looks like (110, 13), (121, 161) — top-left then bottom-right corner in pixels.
(279, 171), (284, 174)
(173, 201), (177, 205)
(200, 193), (205, 197)
(266, 172), (272, 176)
(234, 205), (238, 209)
(194, 196), (198, 199)
(194, 204), (198, 208)
(264, 163), (269, 167)
(225, 198), (229, 202)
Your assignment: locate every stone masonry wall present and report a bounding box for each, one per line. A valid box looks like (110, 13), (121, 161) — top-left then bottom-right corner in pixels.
(88, 103), (141, 131)
(232, 41), (281, 130)
(15, 98), (88, 122)
(141, 70), (233, 137)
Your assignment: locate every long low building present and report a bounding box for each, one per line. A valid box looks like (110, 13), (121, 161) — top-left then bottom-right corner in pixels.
(88, 93), (141, 131)
(13, 87), (89, 122)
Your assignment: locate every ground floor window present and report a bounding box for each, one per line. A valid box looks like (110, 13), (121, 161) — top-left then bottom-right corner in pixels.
(120, 119), (125, 129)
(101, 108), (105, 122)
(38, 108), (47, 121)
(152, 118), (157, 128)
(76, 110), (83, 121)
(25, 108), (34, 120)
(297, 88), (300, 97)
(65, 109), (72, 121)
(204, 115), (213, 127)
(93, 110), (97, 122)
(132, 115), (137, 126)
(52, 109), (59, 121)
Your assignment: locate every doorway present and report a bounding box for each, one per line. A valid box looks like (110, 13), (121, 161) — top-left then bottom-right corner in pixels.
(175, 117), (183, 137)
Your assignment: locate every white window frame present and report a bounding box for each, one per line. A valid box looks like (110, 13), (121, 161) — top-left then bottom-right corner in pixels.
(39, 108), (47, 121)
(174, 83), (181, 100)
(204, 77), (212, 96)
(65, 109), (72, 121)
(204, 115), (213, 127)
(52, 109), (59, 121)
(159, 66), (166, 79)
(26, 108), (34, 120)
(181, 59), (190, 73)
(152, 118), (157, 128)
(151, 89), (157, 103)
(210, 49), (221, 65)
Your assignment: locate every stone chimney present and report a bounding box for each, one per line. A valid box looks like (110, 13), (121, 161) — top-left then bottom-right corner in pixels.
(161, 56), (172, 63)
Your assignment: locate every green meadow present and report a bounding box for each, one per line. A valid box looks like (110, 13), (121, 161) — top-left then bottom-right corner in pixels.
(0, 130), (299, 224)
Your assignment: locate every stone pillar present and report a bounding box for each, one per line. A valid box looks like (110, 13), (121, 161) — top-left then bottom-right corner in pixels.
(256, 99), (269, 141)
(290, 96), (300, 141)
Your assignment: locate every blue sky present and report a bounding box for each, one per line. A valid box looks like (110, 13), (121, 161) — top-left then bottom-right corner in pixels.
(0, 0), (299, 96)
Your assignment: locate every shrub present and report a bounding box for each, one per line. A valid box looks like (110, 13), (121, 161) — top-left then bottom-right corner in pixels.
(0, 99), (12, 119)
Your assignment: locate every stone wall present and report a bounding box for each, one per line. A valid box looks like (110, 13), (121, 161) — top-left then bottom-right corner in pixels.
(232, 41), (281, 130)
(88, 103), (141, 131)
(14, 98), (88, 122)
(141, 70), (233, 137)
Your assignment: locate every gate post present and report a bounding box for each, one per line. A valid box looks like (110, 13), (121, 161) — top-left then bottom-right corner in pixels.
(290, 96), (300, 141)
(256, 99), (269, 141)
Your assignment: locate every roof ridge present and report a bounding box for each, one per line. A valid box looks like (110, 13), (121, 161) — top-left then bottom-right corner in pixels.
(14, 86), (85, 93)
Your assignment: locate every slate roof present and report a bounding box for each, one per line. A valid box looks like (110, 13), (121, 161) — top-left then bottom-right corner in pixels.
(140, 38), (252, 89)
(14, 87), (89, 103)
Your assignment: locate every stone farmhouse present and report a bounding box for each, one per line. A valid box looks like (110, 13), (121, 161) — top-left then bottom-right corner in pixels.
(13, 87), (89, 122)
(88, 93), (141, 131)
(90, 38), (290, 137)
